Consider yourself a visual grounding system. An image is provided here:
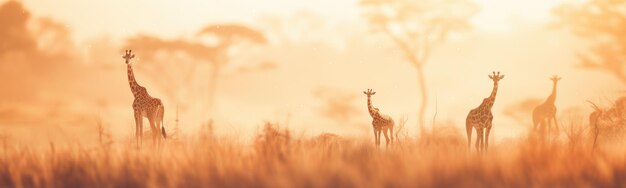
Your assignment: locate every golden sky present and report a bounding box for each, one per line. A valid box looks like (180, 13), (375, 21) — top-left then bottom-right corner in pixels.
(1, 0), (619, 145)
(21, 0), (577, 40)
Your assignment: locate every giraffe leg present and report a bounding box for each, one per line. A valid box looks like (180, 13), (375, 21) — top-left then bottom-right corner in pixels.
(389, 126), (394, 144)
(156, 106), (164, 147)
(374, 129), (378, 147)
(148, 115), (157, 147)
(479, 128), (486, 153)
(134, 110), (142, 148)
(546, 118), (552, 138)
(155, 115), (161, 148)
(475, 127), (482, 152)
(480, 135), (483, 153)
(542, 118), (551, 142)
(372, 126), (377, 146)
(480, 128), (486, 153)
(139, 116), (144, 148)
(374, 129), (378, 148)
(383, 128), (390, 148)
(552, 116), (559, 135)
(539, 119), (546, 137)
(541, 118), (550, 138)
(466, 120), (472, 149)
(485, 125), (492, 152)
(376, 129), (382, 147)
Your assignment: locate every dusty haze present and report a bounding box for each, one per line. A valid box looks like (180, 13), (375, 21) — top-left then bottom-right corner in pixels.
(0, 0), (621, 146)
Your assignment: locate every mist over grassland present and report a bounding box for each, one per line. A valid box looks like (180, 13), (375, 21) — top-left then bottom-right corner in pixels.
(2, 122), (626, 187)
(2, 0), (626, 187)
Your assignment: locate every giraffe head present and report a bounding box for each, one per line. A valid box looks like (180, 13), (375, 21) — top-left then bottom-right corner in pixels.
(488, 71), (504, 83)
(122, 49), (135, 64)
(363, 89), (376, 97)
(550, 75), (561, 83)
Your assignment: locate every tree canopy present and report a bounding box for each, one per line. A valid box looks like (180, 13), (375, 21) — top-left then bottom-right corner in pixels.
(554, 0), (626, 83)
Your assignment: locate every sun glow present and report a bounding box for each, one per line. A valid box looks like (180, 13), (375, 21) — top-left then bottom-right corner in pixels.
(2, 0), (626, 187)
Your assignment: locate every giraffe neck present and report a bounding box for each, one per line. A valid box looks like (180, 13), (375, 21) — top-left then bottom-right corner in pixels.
(482, 82), (499, 109)
(367, 96), (377, 118)
(545, 82), (557, 104)
(127, 64), (143, 98)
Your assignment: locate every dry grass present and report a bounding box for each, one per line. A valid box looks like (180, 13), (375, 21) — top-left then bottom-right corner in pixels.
(1, 122), (626, 187)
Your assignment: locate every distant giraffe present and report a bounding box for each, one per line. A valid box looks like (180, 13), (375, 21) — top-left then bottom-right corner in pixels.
(363, 89), (394, 148)
(532, 75), (561, 135)
(466, 71), (504, 153)
(123, 50), (167, 148)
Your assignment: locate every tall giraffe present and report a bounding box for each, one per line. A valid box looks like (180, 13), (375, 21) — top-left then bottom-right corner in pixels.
(466, 71), (504, 153)
(123, 50), (167, 147)
(363, 89), (394, 148)
(532, 75), (561, 135)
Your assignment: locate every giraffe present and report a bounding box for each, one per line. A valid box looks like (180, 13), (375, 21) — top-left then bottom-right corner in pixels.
(466, 71), (504, 153)
(532, 75), (561, 136)
(363, 89), (394, 148)
(123, 50), (167, 148)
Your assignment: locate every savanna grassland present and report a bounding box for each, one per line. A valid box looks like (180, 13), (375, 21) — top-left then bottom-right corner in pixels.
(3, 0), (626, 187)
(1, 122), (625, 188)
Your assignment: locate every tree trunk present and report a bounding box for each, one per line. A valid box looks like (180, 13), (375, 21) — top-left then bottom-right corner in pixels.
(416, 66), (428, 136)
(208, 64), (220, 117)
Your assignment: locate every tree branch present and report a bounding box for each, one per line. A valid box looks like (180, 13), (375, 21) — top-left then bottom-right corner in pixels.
(381, 25), (421, 66)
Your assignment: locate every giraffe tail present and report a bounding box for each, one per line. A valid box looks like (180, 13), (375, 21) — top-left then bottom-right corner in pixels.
(159, 104), (167, 139)
(161, 121), (167, 139)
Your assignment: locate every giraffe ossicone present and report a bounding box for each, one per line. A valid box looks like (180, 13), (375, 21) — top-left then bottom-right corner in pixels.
(123, 49), (135, 64)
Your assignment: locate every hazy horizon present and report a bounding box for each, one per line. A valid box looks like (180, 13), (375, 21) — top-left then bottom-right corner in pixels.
(0, 0), (622, 146)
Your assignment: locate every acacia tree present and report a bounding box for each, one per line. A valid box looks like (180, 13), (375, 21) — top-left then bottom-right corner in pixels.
(359, 0), (478, 134)
(0, 1), (36, 55)
(197, 24), (266, 114)
(126, 23), (266, 116)
(554, 0), (626, 84)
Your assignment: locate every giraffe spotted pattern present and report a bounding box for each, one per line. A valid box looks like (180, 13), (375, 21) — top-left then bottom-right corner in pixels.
(124, 50), (167, 148)
(363, 89), (394, 148)
(466, 71), (504, 153)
